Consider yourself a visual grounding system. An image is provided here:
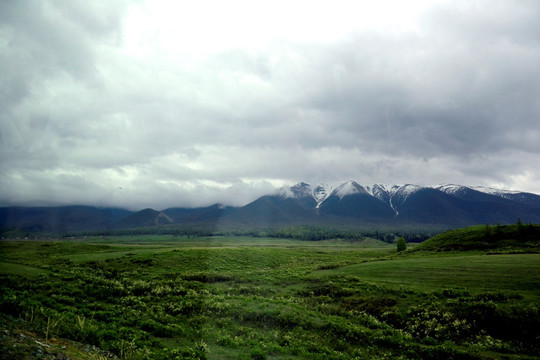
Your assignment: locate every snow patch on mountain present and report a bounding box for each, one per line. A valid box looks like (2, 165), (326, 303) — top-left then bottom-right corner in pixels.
(434, 184), (528, 202)
(376, 185), (402, 215)
(377, 184), (402, 195)
(366, 184), (401, 201)
(472, 186), (520, 197)
(389, 184), (422, 211)
(399, 184), (422, 197)
(313, 183), (334, 208)
(332, 181), (367, 199)
(434, 184), (468, 196)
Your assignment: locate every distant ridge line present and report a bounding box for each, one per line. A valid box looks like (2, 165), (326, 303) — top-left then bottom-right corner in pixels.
(1, 182), (539, 233)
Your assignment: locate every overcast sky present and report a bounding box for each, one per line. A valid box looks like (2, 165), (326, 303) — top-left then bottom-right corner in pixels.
(1, 0), (540, 210)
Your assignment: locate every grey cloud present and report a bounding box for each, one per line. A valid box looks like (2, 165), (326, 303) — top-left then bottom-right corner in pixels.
(2, 0), (540, 209)
(1, 2), (95, 87)
(288, 26), (540, 157)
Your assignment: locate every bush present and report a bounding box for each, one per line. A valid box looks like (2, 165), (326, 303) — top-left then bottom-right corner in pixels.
(0, 290), (23, 316)
(397, 237), (407, 252)
(251, 347), (267, 360)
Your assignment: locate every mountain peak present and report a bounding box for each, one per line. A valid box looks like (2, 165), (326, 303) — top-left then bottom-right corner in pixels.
(332, 181), (367, 199)
(277, 182), (312, 199)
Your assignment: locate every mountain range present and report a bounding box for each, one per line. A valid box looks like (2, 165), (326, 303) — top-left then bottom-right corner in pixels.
(2, 182), (540, 234)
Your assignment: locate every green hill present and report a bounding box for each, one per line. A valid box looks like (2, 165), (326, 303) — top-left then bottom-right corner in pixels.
(412, 223), (540, 253)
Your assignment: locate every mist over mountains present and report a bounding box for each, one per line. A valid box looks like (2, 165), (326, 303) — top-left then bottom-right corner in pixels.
(2, 182), (540, 234)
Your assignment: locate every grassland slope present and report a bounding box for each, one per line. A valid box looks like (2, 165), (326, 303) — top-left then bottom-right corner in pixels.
(2, 235), (540, 359)
(412, 223), (540, 252)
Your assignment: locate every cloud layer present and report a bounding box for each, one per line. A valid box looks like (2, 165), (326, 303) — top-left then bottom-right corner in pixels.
(2, 0), (540, 210)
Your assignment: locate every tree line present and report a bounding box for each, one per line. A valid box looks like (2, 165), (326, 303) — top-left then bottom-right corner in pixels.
(266, 225), (432, 243)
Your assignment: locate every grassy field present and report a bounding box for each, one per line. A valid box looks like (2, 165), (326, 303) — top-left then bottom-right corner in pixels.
(322, 254), (540, 299)
(1, 234), (539, 359)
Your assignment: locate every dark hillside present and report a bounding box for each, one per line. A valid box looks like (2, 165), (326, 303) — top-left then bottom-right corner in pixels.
(320, 193), (396, 220)
(502, 192), (540, 209)
(396, 188), (471, 225)
(396, 188), (540, 226)
(117, 208), (174, 228)
(413, 223), (540, 252)
(0, 206), (132, 233)
(222, 195), (315, 226)
(163, 204), (234, 223)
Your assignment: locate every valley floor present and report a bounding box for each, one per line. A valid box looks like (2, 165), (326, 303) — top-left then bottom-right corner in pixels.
(1, 236), (539, 359)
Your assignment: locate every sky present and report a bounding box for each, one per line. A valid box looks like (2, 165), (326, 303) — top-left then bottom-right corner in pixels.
(1, 0), (540, 210)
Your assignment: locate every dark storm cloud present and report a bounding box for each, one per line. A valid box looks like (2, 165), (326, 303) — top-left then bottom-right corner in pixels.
(1, 0), (540, 209)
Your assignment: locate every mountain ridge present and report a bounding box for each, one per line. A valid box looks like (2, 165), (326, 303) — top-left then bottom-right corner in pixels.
(272, 182), (537, 213)
(2, 182), (540, 233)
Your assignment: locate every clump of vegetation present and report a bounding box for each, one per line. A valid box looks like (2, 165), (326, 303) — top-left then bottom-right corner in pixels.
(396, 237), (407, 252)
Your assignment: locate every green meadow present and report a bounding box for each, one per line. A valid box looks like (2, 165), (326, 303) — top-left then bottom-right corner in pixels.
(1, 229), (539, 359)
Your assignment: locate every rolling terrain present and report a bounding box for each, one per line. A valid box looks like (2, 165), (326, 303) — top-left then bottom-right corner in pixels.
(1, 225), (538, 359)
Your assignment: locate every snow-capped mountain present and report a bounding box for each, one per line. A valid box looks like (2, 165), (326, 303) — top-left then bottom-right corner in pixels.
(277, 182), (312, 199)
(333, 181), (368, 199)
(3, 182), (540, 232)
(277, 181), (425, 213)
(265, 181), (540, 226)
